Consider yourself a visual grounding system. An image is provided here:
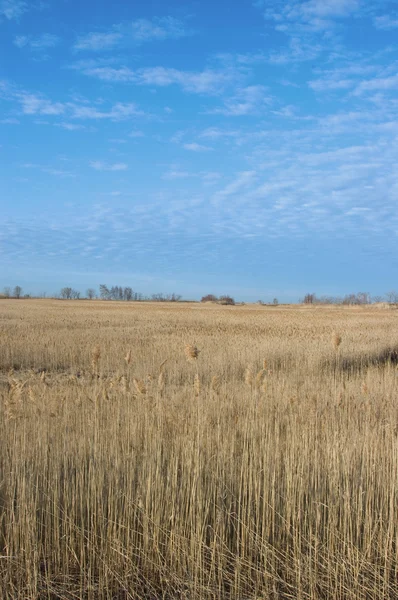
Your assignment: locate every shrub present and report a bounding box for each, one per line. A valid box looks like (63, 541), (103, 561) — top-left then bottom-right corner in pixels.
(219, 295), (235, 306)
(201, 294), (218, 303)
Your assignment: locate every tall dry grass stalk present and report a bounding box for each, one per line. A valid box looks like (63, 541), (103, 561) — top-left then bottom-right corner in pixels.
(1, 299), (398, 599)
(91, 344), (101, 372)
(193, 373), (201, 397)
(244, 364), (254, 387)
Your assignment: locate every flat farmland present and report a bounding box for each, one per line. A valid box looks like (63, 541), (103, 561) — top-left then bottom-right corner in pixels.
(1, 300), (398, 599)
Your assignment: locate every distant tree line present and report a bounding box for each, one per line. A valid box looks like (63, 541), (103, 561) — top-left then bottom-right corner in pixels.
(2, 286), (25, 299)
(98, 285), (182, 302)
(52, 285), (184, 301)
(2, 285), (398, 305)
(301, 291), (398, 305)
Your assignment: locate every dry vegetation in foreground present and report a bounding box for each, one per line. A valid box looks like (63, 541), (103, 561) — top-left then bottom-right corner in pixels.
(1, 300), (398, 599)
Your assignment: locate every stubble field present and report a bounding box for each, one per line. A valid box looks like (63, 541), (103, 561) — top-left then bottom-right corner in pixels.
(0, 299), (398, 599)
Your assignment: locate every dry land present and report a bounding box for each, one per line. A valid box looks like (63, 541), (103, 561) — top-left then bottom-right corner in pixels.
(1, 299), (398, 599)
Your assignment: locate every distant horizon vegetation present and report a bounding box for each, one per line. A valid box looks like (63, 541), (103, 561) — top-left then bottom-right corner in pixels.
(2, 284), (398, 306)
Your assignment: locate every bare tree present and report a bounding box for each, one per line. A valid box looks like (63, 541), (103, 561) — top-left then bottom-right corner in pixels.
(60, 287), (73, 300)
(168, 293), (182, 302)
(123, 287), (133, 301)
(86, 288), (96, 300)
(3, 287), (11, 298)
(303, 293), (316, 304)
(99, 284), (110, 300)
(13, 286), (22, 299)
(356, 292), (371, 305)
(385, 290), (398, 304)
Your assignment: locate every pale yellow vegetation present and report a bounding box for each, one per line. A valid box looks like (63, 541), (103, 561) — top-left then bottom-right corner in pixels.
(0, 299), (398, 599)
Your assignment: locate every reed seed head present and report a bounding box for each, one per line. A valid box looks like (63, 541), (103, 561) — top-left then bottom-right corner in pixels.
(332, 332), (342, 351)
(255, 368), (267, 389)
(124, 349), (132, 365)
(133, 378), (147, 395)
(211, 375), (221, 395)
(185, 344), (200, 362)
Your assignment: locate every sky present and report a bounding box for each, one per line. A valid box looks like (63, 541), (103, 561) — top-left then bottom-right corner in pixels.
(1, 0), (398, 301)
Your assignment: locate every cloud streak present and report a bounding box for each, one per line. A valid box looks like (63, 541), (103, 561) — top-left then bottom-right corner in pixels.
(14, 33), (60, 50)
(0, 0), (27, 20)
(89, 161), (128, 171)
(0, 81), (145, 121)
(73, 16), (190, 52)
(74, 64), (240, 95)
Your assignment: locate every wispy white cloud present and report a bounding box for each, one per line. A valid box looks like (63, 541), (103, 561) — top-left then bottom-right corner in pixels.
(75, 64), (239, 95)
(353, 73), (398, 95)
(213, 171), (257, 202)
(73, 16), (189, 52)
(308, 63), (395, 94)
(162, 168), (193, 180)
(71, 102), (143, 120)
(0, 117), (20, 124)
(199, 127), (240, 140)
(261, 0), (360, 33)
(292, 0), (360, 22)
(73, 32), (123, 51)
(209, 85), (271, 116)
(56, 122), (86, 131)
(78, 66), (136, 82)
(14, 33), (60, 50)
(268, 37), (323, 64)
(89, 161), (128, 171)
(18, 92), (65, 115)
(129, 130), (145, 138)
(21, 163), (75, 177)
(374, 15), (398, 30)
(201, 171), (222, 185)
(131, 16), (189, 43)
(183, 142), (213, 151)
(0, 0), (27, 20)
(1, 81), (145, 122)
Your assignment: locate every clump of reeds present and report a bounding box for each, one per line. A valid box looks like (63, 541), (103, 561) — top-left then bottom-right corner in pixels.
(185, 344), (200, 363)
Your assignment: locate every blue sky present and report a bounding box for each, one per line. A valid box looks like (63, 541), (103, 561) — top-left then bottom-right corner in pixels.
(1, 0), (398, 301)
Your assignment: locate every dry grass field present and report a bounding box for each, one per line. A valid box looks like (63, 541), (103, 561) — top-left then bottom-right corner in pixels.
(1, 299), (398, 599)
